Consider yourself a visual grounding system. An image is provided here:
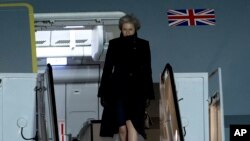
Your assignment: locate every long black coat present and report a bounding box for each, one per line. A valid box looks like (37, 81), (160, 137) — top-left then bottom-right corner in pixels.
(98, 33), (155, 139)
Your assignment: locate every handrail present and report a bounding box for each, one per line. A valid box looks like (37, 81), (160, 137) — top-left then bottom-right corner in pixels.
(161, 63), (172, 82)
(159, 63), (185, 141)
(46, 64), (60, 141)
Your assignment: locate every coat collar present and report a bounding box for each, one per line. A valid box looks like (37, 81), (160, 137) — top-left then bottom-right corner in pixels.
(119, 32), (138, 41)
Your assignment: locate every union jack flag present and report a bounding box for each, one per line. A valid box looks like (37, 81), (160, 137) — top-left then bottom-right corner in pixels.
(167, 9), (216, 26)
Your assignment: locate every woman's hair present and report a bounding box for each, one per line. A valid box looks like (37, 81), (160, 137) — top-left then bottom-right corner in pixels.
(119, 14), (141, 31)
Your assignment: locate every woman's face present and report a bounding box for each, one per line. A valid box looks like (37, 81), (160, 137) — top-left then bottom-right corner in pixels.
(121, 22), (135, 37)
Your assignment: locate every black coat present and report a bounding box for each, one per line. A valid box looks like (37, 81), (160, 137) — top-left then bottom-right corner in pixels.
(98, 33), (155, 139)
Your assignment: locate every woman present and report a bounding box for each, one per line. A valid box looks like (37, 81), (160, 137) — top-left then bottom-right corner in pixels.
(98, 14), (155, 141)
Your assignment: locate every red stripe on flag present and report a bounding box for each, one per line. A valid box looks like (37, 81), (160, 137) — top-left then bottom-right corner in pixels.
(61, 123), (64, 141)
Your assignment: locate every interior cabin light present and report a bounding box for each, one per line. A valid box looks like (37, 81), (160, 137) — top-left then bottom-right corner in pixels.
(64, 26), (85, 29)
(47, 57), (67, 65)
(36, 47), (92, 57)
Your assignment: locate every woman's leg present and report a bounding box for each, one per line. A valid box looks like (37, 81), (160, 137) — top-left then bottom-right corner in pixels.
(116, 98), (128, 141)
(119, 125), (127, 141)
(126, 120), (138, 141)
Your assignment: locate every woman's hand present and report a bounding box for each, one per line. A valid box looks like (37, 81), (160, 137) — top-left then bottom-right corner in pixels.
(101, 97), (107, 107)
(145, 99), (151, 108)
